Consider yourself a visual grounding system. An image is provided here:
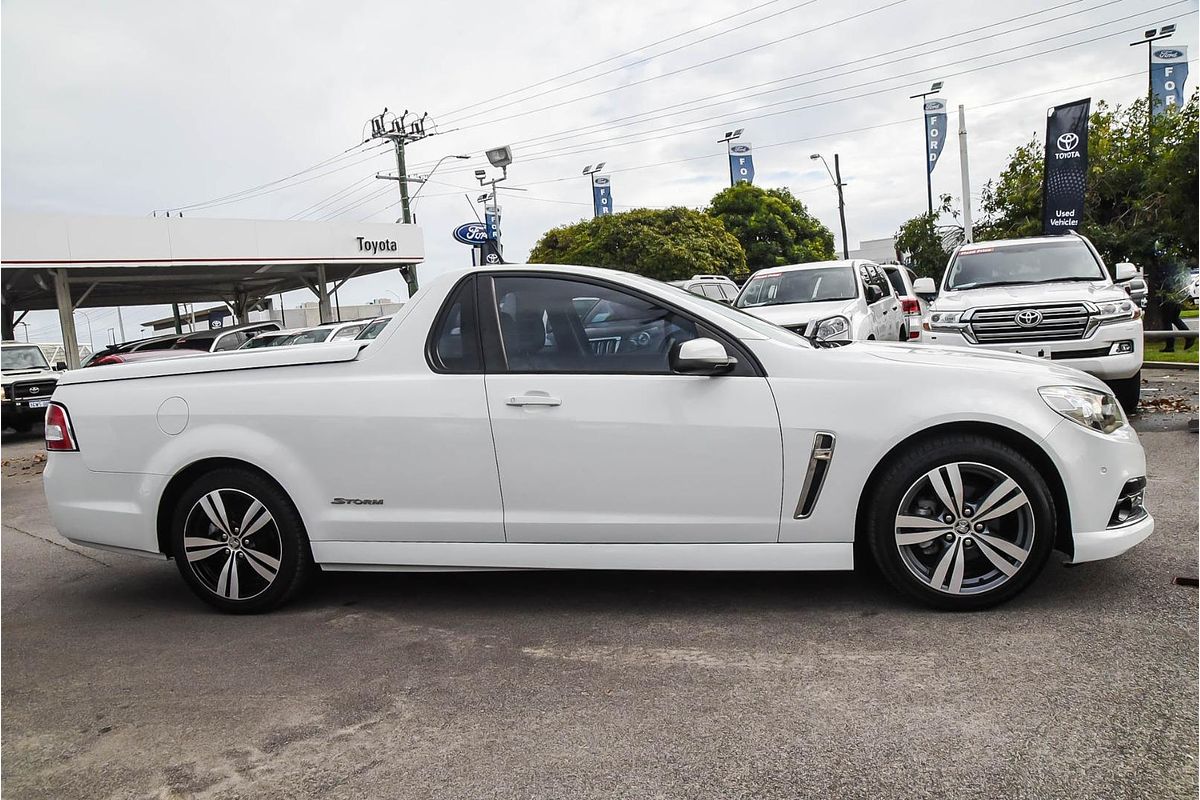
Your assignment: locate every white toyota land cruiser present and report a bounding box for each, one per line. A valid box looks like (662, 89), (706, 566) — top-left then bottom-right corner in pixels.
(914, 234), (1143, 412)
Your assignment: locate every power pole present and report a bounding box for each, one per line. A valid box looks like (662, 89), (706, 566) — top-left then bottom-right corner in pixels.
(958, 104), (973, 243)
(833, 154), (849, 260)
(370, 108), (434, 297)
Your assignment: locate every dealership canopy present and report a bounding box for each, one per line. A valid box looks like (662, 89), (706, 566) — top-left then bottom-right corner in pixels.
(0, 214), (424, 367)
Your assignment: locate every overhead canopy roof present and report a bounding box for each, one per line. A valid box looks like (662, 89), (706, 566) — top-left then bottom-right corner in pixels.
(0, 213), (424, 310)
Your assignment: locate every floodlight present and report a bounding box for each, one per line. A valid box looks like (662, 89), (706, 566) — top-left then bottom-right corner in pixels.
(931, 81), (943, 91)
(485, 145), (513, 168)
(1162, 24), (1176, 34)
(474, 169), (487, 179)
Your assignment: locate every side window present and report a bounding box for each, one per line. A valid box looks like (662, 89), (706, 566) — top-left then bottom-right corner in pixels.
(213, 332), (246, 351)
(492, 276), (700, 374)
(883, 268), (907, 296)
(430, 277), (481, 372)
(700, 284), (725, 299)
(331, 324), (365, 341)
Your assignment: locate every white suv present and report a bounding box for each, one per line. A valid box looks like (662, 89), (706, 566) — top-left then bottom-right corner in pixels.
(915, 235), (1143, 411)
(734, 260), (904, 342)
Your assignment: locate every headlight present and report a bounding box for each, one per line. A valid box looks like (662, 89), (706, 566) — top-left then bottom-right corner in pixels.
(1093, 299), (1139, 323)
(1039, 385), (1127, 434)
(0, 385), (6, 401)
(813, 315), (850, 342)
(926, 311), (965, 331)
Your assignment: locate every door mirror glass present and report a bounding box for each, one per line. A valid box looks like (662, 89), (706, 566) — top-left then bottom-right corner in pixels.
(669, 338), (737, 375)
(55, 361), (68, 371)
(865, 284), (883, 304)
(912, 277), (938, 297)
(1114, 262), (1137, 282)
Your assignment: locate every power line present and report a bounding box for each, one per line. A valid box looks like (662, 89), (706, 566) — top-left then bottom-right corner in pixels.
(426, 4), (1195, 179)
(160, 140), (385, 213)
(287, 174), (378, 220)
(442, 0), (911, 134)
(440, 0), (825, 125)
(494, 0), (1111, 155)
(437, 0), (789, 119)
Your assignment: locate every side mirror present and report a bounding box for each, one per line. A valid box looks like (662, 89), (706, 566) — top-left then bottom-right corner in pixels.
(55, 361), (67, 371)
(670, 338), (737, 375)
(913, 277), (938, 298)
(1115, 262), (1137, 282)
(806, 315), (853, 347)
(865, 285), (883, 304)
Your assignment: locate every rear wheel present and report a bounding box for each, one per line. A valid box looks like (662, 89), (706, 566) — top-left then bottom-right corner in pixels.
(866, 435), (1055, 610)
(1107, 372), (1141, 415)
(171, 468), (312, 613)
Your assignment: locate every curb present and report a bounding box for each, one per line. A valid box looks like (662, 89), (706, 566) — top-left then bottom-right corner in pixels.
(1144, 361), (1199, 371)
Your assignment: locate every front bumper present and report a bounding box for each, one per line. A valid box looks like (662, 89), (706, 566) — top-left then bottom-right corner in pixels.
(1041, 418), (1154, 563)
(923, 319), (1143, 380)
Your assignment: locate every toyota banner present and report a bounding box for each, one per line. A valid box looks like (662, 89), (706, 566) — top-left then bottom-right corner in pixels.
(729, 142), (754, 184)
(924, 98), (947, 174)
(1042, 98), (1090, 235)
(592, 174), (613, 217)
(1151, 45), (1189, 113)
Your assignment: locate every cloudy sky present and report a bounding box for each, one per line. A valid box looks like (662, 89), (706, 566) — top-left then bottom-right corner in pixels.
(3, 0), (1197, 344)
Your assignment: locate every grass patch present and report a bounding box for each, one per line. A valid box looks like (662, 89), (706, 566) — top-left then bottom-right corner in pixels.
(1145, 340), (1199, 363)
(1182, 309), (1197, 318)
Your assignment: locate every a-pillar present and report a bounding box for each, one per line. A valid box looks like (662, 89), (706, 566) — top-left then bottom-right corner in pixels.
(53, 269), (81, 370)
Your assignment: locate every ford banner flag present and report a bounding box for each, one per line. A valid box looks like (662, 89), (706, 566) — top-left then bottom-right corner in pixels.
(592, 174), (613, 217)
(1151, 46), (1189, 113)
(1042, 98), (1090, 235)
(729, 142), (755, 184)
(924, 98), (948, 174)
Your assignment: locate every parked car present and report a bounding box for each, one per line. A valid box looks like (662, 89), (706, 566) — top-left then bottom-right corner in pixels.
(734, 260), (904, 342)
(86, 350), (209, 368)
(237, 330), (301, 350)
(669, 275), (740, 303)
(355, 316), (393, 341)
(84, 321), (283, 364)
(44, 264), (1151, 613)
(914, 234), (1143, 412)
(880, 263), (928, 341)
(1114, 263), (1148, 309)
(2, 342), (62, 432)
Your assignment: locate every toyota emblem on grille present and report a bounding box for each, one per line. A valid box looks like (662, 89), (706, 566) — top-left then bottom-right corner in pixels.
(28, 386), (40, 394)
(1014, 309), (1043, 328)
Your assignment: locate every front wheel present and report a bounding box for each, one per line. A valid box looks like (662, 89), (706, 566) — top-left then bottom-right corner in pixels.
(866, 435), (1055, 610)
(1107, 372), (1141, 415)
(171, 468), (313, 613)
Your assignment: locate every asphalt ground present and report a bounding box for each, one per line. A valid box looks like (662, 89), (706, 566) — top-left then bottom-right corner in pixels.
(2, 368), (1196, 800)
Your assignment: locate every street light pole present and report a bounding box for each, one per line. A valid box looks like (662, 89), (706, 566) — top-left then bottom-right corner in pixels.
(1129, 24), (1176, 156)
(909, 81), (944, 216)
(810, 153), (849, 259)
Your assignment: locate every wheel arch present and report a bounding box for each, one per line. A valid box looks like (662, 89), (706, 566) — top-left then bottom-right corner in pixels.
(853, 420), (1073, 560)
(156, 457), (298, 558)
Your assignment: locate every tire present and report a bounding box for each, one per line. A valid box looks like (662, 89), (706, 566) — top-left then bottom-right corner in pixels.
(171, 468), (313, 613)
(898, 326), (908, 342)
(1107, 371), (1141, 415)
(865, 434), (1055, 611)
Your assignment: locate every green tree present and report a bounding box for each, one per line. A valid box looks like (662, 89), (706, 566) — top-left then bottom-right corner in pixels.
(527, 206), (746, 281)
(975, 95), (1199, 324)
(706, 184), (834, 271)
(894, 194), (963, 279)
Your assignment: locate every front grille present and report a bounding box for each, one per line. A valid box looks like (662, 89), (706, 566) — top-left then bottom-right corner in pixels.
(968, 303), (1090, 343)
(10, 380), (57, 400)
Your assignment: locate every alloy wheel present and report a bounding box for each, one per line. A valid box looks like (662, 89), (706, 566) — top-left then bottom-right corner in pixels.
(182, 488), (283, 601)
(893, 462), (1035, 596)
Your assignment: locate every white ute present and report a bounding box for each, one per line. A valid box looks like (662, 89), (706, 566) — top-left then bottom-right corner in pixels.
(44, 265), (1152, 613)
(915, 234), (1144, 411)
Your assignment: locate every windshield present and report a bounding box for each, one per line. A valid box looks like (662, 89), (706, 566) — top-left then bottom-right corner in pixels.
(735, 267), (858, 308)
(645, 279), (811, 345)
(946, 239), (1106, 290)
(240, 334), (285, 349)
(2, 345), (51, 371)
(288, 329), (332, 345)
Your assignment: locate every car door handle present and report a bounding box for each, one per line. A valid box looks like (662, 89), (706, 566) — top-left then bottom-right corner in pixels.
(506, 395), (562, 407)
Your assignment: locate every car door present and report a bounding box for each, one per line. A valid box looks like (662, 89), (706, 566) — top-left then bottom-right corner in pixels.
(861, 265), (898, 339)
(481, 272), (784, 544)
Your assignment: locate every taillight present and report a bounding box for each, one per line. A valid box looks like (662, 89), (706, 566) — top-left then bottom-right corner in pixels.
(901, 298), (920, 314)
(45, 403), (79, 451)
(91, 354), (125, 366)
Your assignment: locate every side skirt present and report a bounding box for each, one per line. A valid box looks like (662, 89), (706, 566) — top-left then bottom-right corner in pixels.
(311, 541), (854, 572)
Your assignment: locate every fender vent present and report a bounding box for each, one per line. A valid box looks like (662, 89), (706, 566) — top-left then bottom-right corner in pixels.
(794, 432), (836, 519)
